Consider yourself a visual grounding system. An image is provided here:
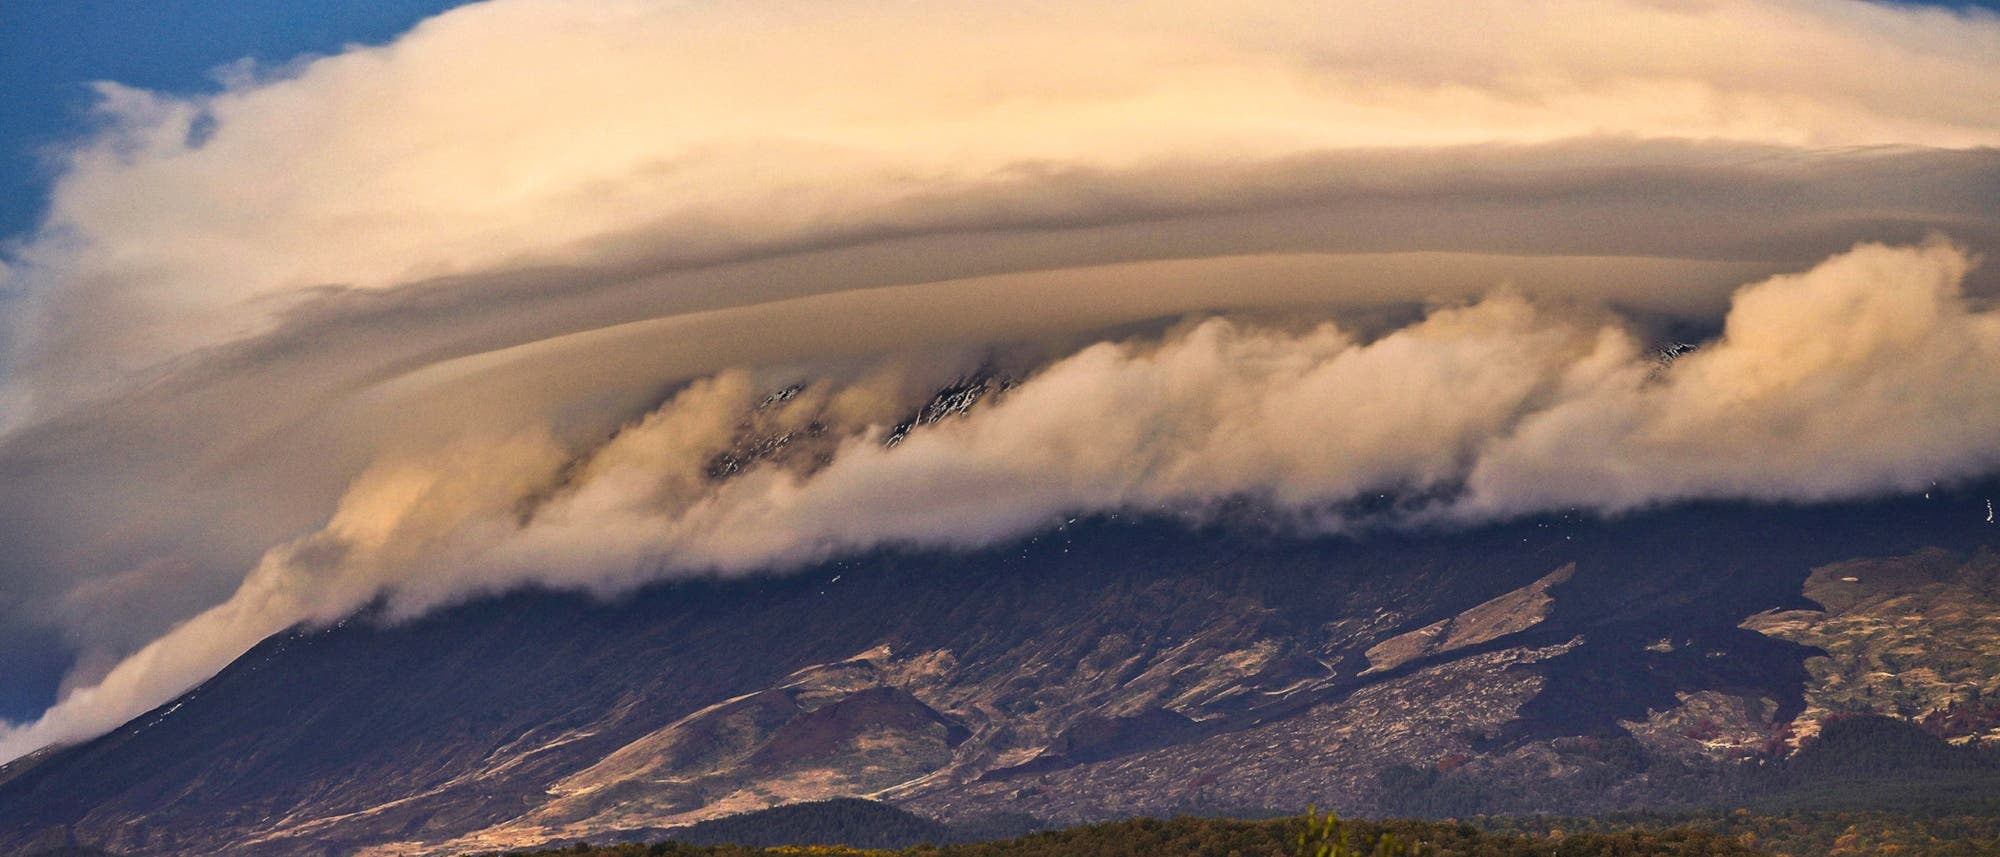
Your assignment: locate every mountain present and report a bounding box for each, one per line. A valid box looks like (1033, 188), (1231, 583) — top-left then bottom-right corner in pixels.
(2, 482), (1997, 855)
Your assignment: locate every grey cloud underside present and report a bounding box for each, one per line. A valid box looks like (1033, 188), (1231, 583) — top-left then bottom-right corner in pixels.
(1, 138), (1998, 763)
(4, 142), (1993, 567)
(4, 141), (1999, 634)
(23, 138), (2000, 403)
(18, 140), (2000, 461)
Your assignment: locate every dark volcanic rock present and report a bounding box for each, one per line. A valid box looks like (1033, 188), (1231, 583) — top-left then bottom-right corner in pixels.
(985, 708), (1209, 780)
(747, 687), (969, 769)
(1, 485), (1997, 855)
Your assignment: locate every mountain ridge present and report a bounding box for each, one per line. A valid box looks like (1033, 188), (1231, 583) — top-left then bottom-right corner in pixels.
(2, 484), (1997, 855)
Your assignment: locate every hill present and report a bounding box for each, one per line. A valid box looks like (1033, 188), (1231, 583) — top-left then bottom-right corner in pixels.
(1, 483), (1998, 855)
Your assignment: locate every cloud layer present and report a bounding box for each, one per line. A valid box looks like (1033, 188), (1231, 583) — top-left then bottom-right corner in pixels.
(2, 0), (1999, 761)
(11, 0), (2000, 407)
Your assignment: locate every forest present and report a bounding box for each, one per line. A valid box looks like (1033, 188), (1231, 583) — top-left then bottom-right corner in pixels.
(470, 810), (1770, 857)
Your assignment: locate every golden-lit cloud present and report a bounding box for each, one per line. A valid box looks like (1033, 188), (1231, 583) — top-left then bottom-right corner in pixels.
(2, 0), (1999, 761)
(12, 0), (2000, 405)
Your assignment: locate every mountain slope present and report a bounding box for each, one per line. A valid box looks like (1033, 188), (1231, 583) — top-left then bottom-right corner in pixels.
(1, 486), (1996, 856)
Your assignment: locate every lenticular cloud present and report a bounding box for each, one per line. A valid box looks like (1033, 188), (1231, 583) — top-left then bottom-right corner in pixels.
(3, 0), (2000, 762)
(8, 239), (2000, 763)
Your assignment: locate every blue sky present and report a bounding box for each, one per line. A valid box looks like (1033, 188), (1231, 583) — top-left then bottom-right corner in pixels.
(0, 0), (476, 720)
(0, 1), (479, 244)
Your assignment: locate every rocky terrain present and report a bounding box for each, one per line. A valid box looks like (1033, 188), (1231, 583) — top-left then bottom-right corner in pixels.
(1, 383), (1997, 856)
(1743, 548), (2000, 746)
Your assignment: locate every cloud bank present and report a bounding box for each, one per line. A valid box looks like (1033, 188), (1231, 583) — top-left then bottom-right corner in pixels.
(2, 0), (2000, 761)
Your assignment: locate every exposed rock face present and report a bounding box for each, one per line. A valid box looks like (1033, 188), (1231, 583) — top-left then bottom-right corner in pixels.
(1364, 564), (1573, 674)
(908, 639), (1580, 825)
(2, 487), (1997, 856)
(704, 384), (840, 481)
(1742, 547), (2000, 745)
(1618, 690), (1790, 762)
(431, 686), (972, 854)
(884, 371), (1012, 448)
